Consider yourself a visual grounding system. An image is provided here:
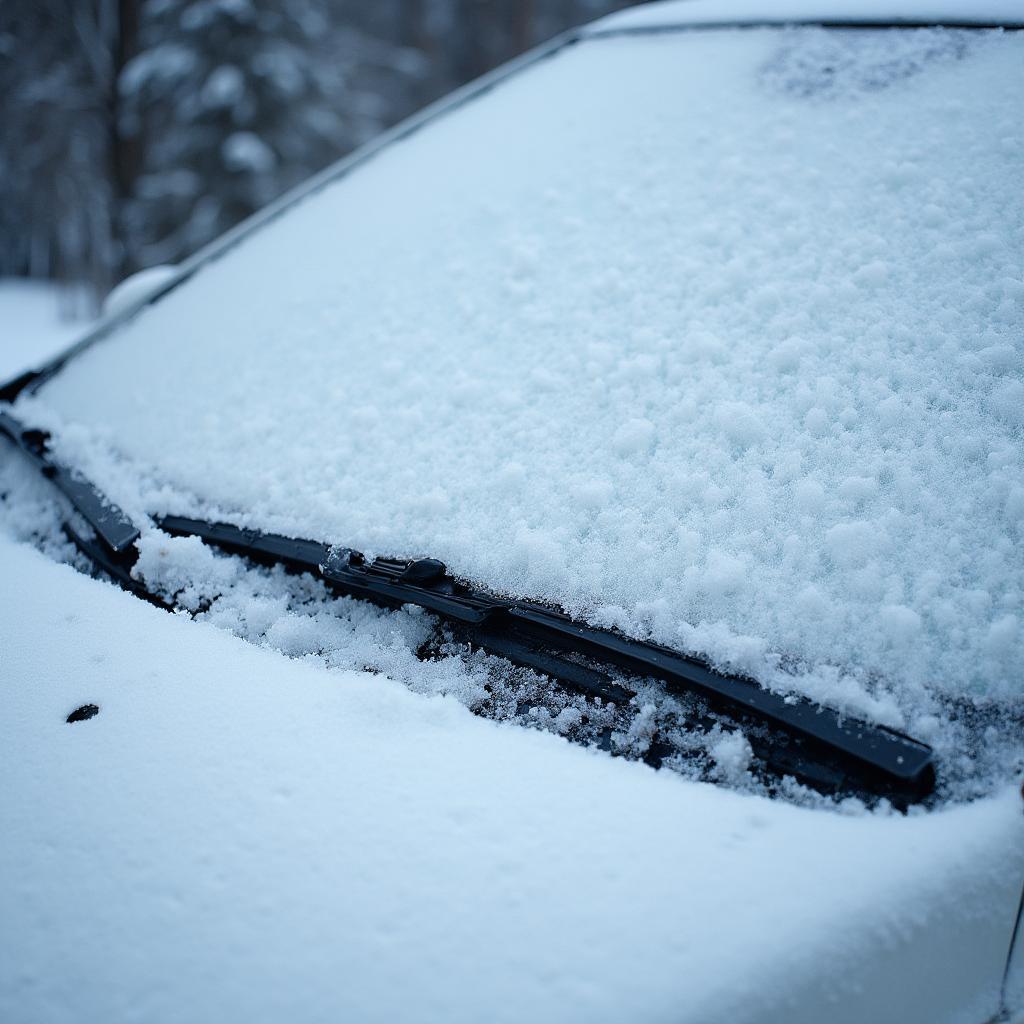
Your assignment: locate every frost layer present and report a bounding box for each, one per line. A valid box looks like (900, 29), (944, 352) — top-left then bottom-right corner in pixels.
(30, 28), (1024, 720)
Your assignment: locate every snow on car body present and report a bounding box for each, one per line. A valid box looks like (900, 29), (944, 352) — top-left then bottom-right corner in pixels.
(1, 1), (1022, 1022)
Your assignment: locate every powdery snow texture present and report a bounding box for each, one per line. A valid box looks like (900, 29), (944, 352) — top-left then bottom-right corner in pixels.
(26, 28), (1024, 735)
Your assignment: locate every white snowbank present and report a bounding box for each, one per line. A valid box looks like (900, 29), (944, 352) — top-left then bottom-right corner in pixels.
(0, 536), (1021, 1024)
(21, 29), (1024, 752)
(0, 279), (95, 380)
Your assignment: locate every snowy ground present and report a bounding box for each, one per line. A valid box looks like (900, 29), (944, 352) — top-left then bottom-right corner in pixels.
(0, 279), (96, 382)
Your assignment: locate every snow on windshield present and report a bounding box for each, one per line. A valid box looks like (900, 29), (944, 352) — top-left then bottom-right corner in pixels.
(26, 28), (1024, 737)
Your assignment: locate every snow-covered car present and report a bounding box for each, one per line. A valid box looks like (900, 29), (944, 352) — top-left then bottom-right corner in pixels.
(2, 1), (1022, 1022)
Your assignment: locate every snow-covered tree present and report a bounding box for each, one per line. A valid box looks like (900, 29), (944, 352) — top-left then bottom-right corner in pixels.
(1, 0), (634, 299)
(119, 0), (355, 267)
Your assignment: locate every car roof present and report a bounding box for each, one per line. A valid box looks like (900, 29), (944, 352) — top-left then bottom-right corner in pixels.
(589, 0), (1024, 32)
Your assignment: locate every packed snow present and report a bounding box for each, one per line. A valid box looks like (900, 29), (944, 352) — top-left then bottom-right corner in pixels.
(7, 27), (1024, 799)
(1, 534), (1021, 1024)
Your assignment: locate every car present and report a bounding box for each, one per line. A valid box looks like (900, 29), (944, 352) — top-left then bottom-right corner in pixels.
(1, 1), (1022, 1022)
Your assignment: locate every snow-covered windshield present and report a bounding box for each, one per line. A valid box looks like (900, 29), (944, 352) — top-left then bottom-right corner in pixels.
(23, 27), (1024, 751)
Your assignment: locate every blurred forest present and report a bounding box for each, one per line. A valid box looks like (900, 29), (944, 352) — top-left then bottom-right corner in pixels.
(0, 0), (636, 306)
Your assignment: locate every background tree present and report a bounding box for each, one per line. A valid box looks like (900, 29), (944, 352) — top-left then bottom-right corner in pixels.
(0, 0), (632, 306)
(119, 0), (354, 268)
(0, 1), (122, 301)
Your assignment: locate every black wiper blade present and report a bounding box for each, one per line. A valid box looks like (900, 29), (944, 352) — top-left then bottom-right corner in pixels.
(158, 513), (936, 805)
(0, 411), (139, 553)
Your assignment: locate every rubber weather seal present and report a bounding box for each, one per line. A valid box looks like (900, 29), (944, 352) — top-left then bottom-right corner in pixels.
(1, 410), (935, 805)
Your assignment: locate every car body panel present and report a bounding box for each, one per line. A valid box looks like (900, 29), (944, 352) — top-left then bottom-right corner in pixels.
(0, 536), (1022, 1023)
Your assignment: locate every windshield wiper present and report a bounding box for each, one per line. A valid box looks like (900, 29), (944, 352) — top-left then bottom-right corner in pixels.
(1, 411), (935, 805)
(0, 411), (138, 552)
(0, 411), (172, 609)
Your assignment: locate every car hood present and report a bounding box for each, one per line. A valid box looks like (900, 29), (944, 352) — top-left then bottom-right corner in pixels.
(1, 534), (1021, 1024)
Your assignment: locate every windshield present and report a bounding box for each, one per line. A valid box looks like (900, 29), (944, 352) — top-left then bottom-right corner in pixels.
(13, 25), (1024, 800)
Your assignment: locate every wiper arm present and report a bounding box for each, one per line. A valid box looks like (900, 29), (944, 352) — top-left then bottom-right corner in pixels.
(0, 411), (935, 805)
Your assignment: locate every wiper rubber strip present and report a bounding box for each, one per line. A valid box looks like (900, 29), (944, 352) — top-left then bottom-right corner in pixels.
(0, 411), (935, 805)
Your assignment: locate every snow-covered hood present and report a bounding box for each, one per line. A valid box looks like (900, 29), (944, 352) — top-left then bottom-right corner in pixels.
(1, 535), (1021, 1023)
